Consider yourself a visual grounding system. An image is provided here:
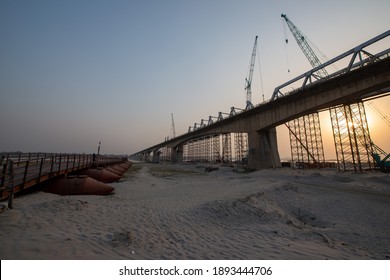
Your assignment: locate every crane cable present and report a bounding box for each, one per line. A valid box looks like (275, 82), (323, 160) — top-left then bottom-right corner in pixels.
(282, 17), (291, 73)
(281, 16), (338, 74)
(256, 41), (265, 102)
(305, 35), (339, 73)
(367, 101), (390, 128)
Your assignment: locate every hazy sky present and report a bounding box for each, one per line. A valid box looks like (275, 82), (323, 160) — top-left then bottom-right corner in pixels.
(1, 0), (389, 159)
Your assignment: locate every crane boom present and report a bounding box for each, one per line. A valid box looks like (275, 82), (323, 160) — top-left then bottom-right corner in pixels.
(245, 35), (258, 109)
(280, 14), (326, 168)
(171, 113), (176, 138)
(281, 14), (328, 78)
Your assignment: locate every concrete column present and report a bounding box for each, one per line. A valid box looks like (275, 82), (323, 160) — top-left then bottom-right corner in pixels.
(152, 151), (160, 163)
(247, 128), (281, 169)
(171, 145), (184, 163)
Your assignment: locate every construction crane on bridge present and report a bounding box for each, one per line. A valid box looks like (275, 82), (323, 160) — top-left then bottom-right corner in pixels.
(244, 36), (258, 110)
(281, 14), (328, 78)
(281, 14), (325, 168)
(281, 13), (389, 172)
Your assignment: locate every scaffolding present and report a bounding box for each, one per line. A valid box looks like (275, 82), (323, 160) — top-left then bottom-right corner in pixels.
(281, 14), (327, 169)
(183, 142), (189, 162)
(199, 137), (207, 162)
(330, 101), (375, 172)
(160, 146), (171, 162)
(287, 113), (325, 168)
(184, 140), (196, 162)
(222, 133), (232, 164)
(234, 133), (248, 163)
(193, 140), (200, 162)
(211, 134), (221, 163)
(183, 133), (244, 164)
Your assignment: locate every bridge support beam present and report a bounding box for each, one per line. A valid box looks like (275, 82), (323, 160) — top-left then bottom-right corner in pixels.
(171, 145), (184, 163)
(247, 128), (281, 170)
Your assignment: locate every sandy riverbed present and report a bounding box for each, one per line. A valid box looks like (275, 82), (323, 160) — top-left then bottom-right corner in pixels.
(1, 163), (389, 259)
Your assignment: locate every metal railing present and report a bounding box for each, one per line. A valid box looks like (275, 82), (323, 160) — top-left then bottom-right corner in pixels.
(0, 152), (126, 202)
(271, 30), (390, 100)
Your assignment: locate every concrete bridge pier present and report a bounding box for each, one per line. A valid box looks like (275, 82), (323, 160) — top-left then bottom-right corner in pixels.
(171, 145), (184, 163)
(152, 150), (161, 163)
(247, 128), (282, 170)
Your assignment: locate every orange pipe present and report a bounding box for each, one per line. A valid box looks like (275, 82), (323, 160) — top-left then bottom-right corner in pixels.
(44, 176), (114, 196)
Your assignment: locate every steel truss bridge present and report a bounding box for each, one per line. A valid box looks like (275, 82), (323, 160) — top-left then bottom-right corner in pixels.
(132, 30), (390, 171)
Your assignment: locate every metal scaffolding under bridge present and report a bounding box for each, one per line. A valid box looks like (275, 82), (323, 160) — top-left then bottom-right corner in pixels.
(286, 113), (325, 168)
(180, 133), (248, 164)
(330, 101), (375, 172)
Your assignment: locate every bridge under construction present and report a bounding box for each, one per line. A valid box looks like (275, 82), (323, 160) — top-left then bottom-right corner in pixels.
(132, 30), (390, 172)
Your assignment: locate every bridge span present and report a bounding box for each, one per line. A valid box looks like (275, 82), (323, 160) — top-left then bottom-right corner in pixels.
(132, 31), (390, 170)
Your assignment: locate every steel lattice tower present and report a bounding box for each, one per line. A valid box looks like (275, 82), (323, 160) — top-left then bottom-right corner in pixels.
(234, 133), (248, 163)
(211, 134), (221, 163)
(183, 142), (189, 162)
(330, 101), (375, 172)
(222, 133), (232, 164)
(281, 14), (326, 168)
(287, 113), (325, 168)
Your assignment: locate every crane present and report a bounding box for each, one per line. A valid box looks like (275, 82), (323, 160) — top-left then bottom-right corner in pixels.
(281, 14), (328, 78)
(371, 143), (390, 172)
(171, 113), (176, 138)
(281, 14), (326, 167)
(245, 35), (258, 110)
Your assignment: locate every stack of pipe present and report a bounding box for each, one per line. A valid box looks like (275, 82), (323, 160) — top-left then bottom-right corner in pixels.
(104, 161), (132, 177)
(81, 169), (121, 183)
(44, 161), (133, 196)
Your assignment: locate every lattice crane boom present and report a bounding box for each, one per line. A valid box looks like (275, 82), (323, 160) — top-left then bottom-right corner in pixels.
(171, 113), (176, 138)
(245, 35), (258, 109)
(280, 14), (326, 168)
(281, 14), (328, 78)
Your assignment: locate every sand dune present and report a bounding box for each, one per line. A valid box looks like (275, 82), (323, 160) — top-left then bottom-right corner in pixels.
(1, 163), (389, 259)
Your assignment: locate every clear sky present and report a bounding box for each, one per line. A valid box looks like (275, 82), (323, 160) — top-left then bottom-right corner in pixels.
(1, 0), (389, 159)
